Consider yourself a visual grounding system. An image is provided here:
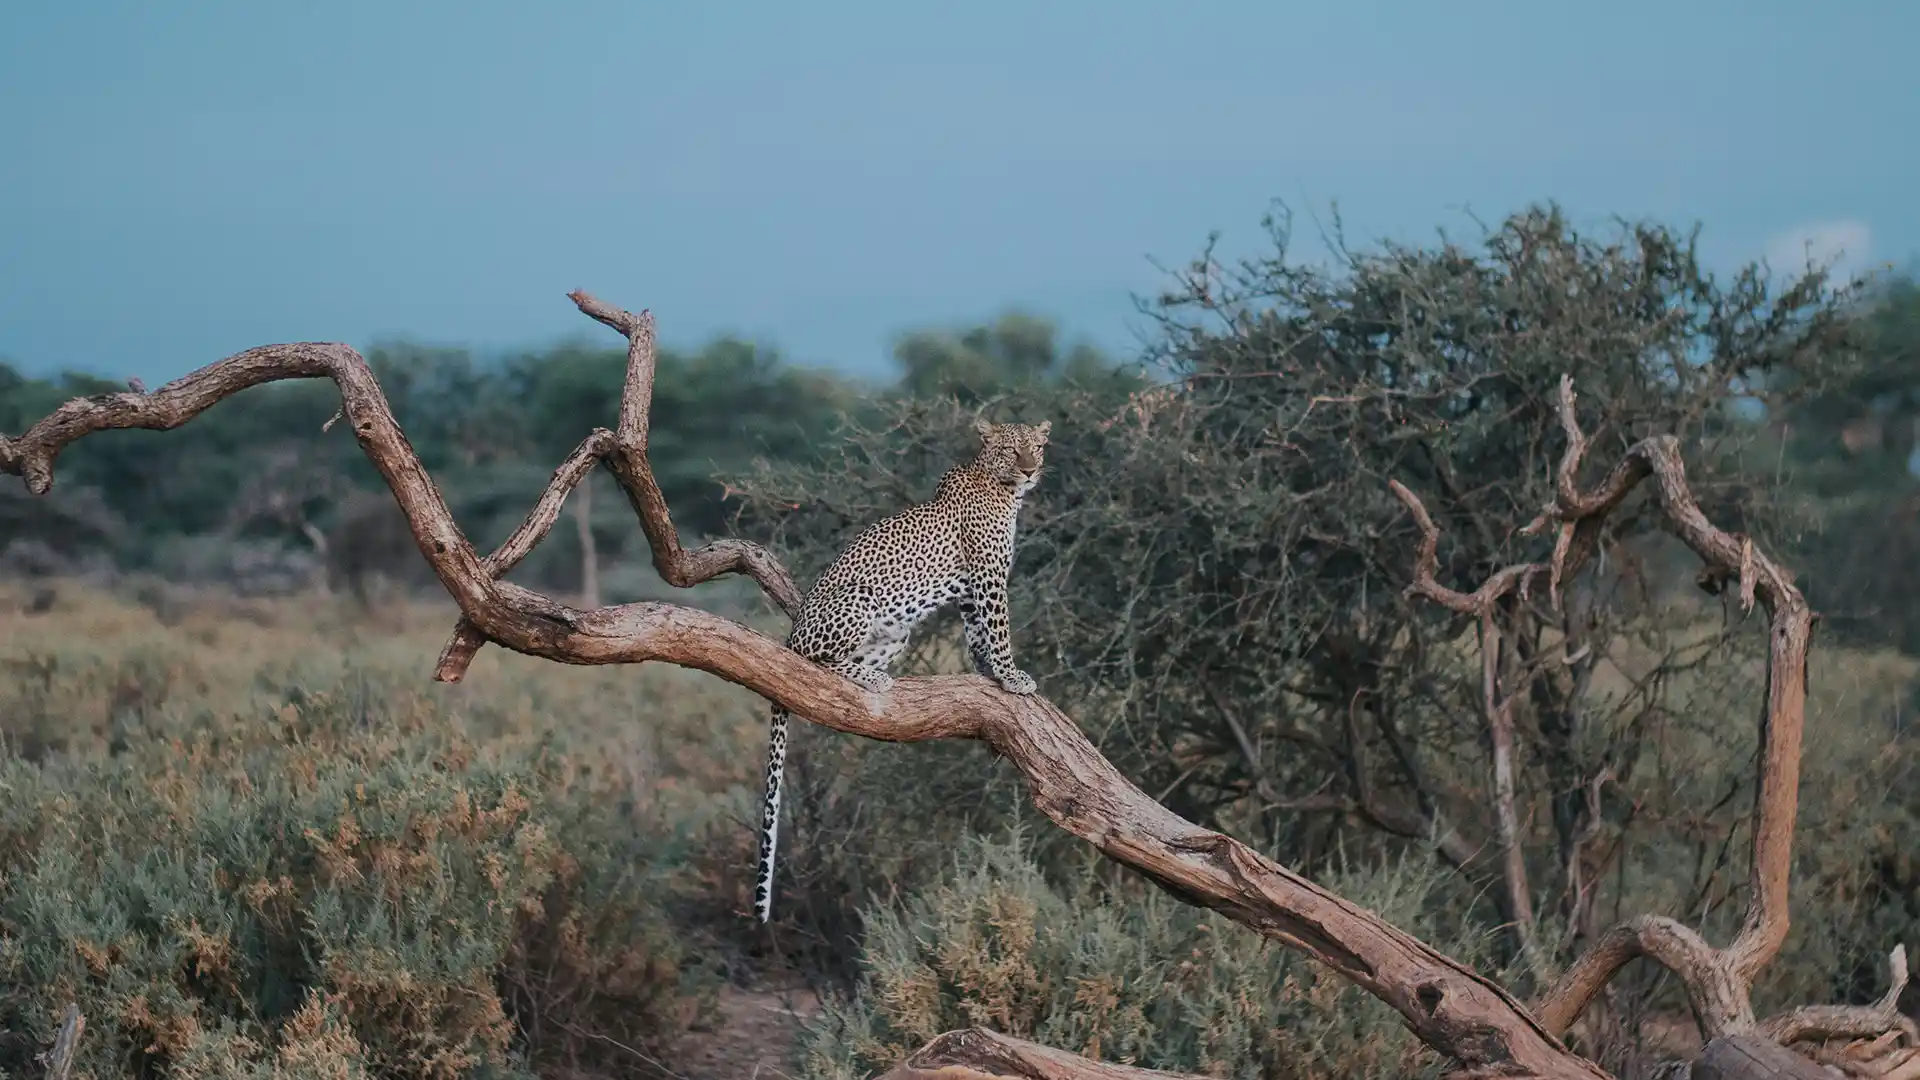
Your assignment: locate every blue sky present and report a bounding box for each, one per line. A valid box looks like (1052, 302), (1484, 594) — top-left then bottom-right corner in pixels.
(2, 1), (1913, 388)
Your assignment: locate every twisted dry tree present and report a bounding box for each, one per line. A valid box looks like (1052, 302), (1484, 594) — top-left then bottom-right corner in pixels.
(4, 292), (1913, 1080)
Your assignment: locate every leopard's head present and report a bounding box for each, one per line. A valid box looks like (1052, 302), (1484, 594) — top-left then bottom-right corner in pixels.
(972, 418), (1051, 496)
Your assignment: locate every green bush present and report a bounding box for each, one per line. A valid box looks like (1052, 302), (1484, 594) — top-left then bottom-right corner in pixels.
(0, 672), (717, 1080)
(747, 714), (1039, 977)
(797, 831), (1505, 1080)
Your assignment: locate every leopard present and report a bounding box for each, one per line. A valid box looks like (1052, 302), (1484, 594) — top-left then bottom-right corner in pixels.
(752, 417), (1051, 924)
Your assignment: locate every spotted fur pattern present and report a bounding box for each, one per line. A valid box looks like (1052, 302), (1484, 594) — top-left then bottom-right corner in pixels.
(752, 418), (1051, 923)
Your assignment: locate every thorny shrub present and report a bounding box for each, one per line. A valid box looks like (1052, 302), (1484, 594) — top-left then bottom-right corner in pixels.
(797, 831), (1505, 1080)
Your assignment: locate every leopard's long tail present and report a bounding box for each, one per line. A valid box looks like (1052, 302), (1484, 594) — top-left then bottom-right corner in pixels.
(752, 705), (791, 924)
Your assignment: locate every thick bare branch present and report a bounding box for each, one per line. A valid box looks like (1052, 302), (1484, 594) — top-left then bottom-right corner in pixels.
(1534, 916), (1753, 1036)
(1800, 1042), (1920, 1080)
(1, 342), (496, 618)
(1390, 478), (1547, 617)
(0, 301), (1607, 1080)
(880, 1029), (1207, 1079)
(1692, 1034), (1835, 1080)
(3, 346), (332, 495)
(1397, 374), (1819, 1045)
(442, 600), (1594, 1076)
(1481, 613), (1546, 981)
(435, 430), (614, 674)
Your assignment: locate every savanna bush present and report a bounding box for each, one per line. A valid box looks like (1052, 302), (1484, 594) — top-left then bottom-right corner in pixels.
(797, 831), (1505, 1080)
(737, 207), (1920, 1048)
(0, 669), (716, 1080)
(746, 709), (1041, 978)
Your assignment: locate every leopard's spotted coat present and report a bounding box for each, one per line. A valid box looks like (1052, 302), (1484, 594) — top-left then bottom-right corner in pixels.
(753, 418), (1051, 923)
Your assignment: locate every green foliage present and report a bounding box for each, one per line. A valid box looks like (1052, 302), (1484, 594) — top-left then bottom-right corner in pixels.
(7, 207), (1920, 1078)
(1778, 273), (1920, 485)
(1771, 273), (1920, 651)
(798, 832), (1499, 1080)
(750, 712), (1042, 981)
(0, 362), (75, 437)
(890, 312), (1141, 405)
(736, 203), (1911, 1018)
(0, 657), (716, 1080)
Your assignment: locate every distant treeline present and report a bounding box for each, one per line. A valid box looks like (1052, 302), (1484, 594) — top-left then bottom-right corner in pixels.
(2, 216), (1919, 641)
(0, 309), (1143, 598)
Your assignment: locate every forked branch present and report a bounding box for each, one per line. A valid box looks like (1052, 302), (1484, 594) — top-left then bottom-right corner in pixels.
(433, 290), (803, 678)
(1, 293), (1607, 1080)
(1393, 376), (1867, 1056)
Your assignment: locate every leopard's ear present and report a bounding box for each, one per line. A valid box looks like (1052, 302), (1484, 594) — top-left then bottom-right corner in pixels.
(973, 417), (995, 439)
(1035, 420), (1051, 440)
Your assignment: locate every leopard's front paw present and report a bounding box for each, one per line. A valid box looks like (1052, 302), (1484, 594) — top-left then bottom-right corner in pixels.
(997, 669), (1038, 696)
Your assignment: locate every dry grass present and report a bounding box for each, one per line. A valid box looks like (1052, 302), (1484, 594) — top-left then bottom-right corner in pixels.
(0, 577), (807, 1079)
(2, 576), (1913, 1080)
(0, 578), (773, 804)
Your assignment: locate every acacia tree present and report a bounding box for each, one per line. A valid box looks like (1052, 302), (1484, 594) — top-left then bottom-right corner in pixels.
(3, 290), (1914, 1080)
(890, 311), (1142, 405)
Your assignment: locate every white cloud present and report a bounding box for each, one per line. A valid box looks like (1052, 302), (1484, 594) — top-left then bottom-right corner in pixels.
(1763, 220), (1874, 284)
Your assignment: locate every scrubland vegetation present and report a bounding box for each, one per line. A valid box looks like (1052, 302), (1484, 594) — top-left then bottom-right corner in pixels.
(4, 206), (1918, 1078)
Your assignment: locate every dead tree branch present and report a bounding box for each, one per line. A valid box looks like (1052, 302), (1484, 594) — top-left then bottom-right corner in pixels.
(1692, 1035), (1836, 1080)
(434, 291), (803, 676)
(2, 293), (1612, 1080)
(1394, 375), (1911, 1068)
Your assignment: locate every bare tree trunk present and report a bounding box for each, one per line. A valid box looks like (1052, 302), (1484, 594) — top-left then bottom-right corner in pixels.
(574, 472), (600, 608)
(1480, 609), (1547, 982)
(1395, 377), (1916, 1078)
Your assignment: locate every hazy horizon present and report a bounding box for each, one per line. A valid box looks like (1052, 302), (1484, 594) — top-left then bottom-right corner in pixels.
(4, 1), (1914, 386)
